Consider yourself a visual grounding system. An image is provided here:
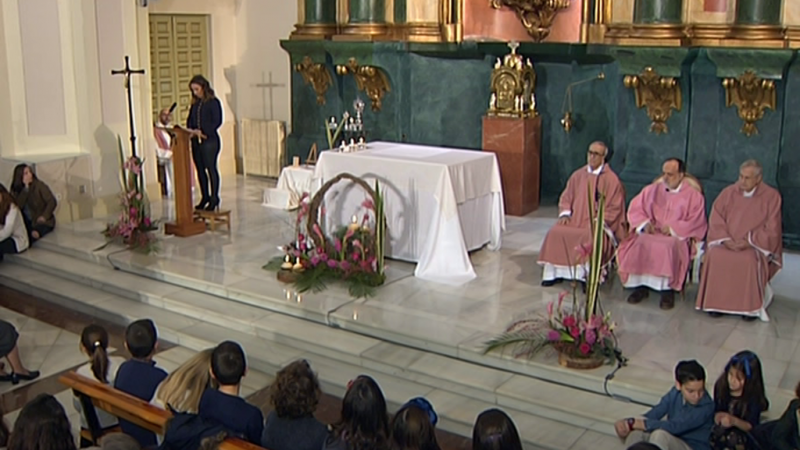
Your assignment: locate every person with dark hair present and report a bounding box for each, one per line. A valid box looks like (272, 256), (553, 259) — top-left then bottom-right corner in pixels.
(7, 393), (77, 450)
(186, 74), (224, 212)
(390, 401), (441, 450)
(114, 319), (168, 448)
(763, 380), (800, 450)
(0, 319), (39, 384)
(199, 341), (263, 444)
(261, 359), (327, 450)
(324, 375), (389, 450)
(0, 183), (29, 261)
(10, 163), (57, 242)
(471, 408), (522, 450)
(74, 325), (126, 446)
(618, 158), (708, 310)
(615, 360), (714, 450)
(710, 350), (768, 450)
(98, 432), (141, 450)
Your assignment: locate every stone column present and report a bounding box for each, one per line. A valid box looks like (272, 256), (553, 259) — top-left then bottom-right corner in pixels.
(633, 0), (683, 24)
(734, 0), (782, 25)
(348, 0), (386, 24)
(304, 0), (336, 25)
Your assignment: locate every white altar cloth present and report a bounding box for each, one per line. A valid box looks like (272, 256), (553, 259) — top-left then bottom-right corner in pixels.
(263, 166), (316, 210)
(314, 142), (505, 284)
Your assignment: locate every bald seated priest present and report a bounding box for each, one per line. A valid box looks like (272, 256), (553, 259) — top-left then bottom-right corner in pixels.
(696, 159), (782, 322)
(617, 158), (708, 310)
(537, 141), (627, 286)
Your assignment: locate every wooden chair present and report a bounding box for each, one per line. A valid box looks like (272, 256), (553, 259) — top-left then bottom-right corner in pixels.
(59, 372), (267, 450)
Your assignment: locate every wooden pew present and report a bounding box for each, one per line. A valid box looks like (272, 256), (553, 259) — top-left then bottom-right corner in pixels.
(59, 371), (266, 450)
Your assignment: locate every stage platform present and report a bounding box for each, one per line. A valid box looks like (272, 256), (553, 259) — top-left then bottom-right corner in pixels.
(3, 175), (799, 450)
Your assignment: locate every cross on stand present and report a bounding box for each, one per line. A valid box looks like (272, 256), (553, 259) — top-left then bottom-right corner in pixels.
(253, 71), (285, 121)
(111, 56), (146, 158)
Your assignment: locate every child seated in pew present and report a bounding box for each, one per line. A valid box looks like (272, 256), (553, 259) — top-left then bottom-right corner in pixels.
(74, 325), (127, 447)
(153, 348), (217, 414)
(198, 341), (263, 445)
(113, 319), (168, 448)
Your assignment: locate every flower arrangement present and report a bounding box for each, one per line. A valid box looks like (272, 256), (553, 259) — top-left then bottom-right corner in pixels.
(101, 138), (158, 254)
(265, 174), (386, 298)
(483, 183), (621, 368)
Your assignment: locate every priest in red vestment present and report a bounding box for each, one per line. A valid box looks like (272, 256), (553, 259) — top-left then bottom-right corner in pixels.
(695, 160), (782, 322)
(618, 158), (707, 310)
(537, 141), (626, 286)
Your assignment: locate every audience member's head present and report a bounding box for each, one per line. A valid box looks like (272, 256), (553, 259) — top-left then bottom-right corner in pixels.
(674, 360), (707, 405)
(390, 403), (440, 450)
(626, 443), (660, 450)
(156, 347), (217, 413)
(81, 324), (111, 383)
(714, 350), (769, 414)
(199, 432), (228, 450)
(125, 319), (158, 359)
(100, 433), (141, 450)
(0, 183), (14, 225)
(270, 359), (321, 419)
(8, 393), (77, 450)
(330, 375), (389, 450)
(11, 164), (36, 195)
(472, 408), (522, 450)
(210, 341), (247, 386)
(0, 402), (8, 448)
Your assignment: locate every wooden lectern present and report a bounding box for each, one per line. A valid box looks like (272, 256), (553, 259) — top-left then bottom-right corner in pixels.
(165, 126), (206, 237)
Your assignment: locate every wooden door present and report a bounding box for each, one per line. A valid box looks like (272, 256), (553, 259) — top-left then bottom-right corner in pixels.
(149, 14), (210, 126)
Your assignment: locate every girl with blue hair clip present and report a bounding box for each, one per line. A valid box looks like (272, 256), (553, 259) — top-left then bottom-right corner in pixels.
(711, 350), (769, 450)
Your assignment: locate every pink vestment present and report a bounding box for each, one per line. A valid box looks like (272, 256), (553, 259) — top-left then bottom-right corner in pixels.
(695, 183), (782, 320)
(617, 181), (707, 291)
(538, 165), (626, 280)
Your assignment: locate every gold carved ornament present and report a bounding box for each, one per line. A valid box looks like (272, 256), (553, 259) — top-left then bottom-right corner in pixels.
(722, 71), (776, 137)
(295, 56), (332, 105)
(490, 0), (571, 42)
(336, 58), (391, 112)
(488, 42), (537, 118)
(623, 67), (682, 135)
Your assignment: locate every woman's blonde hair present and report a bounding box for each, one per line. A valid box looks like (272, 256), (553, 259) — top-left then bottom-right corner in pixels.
(156, 348), (218, 413)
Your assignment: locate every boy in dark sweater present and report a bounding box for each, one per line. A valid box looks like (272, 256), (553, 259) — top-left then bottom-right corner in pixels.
(114, 319), (168, 448)
(615, 360), (715, 450)
(199, 341), (264, 444)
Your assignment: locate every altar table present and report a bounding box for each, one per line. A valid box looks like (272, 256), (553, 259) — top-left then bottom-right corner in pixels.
(314, 142), (505, 284)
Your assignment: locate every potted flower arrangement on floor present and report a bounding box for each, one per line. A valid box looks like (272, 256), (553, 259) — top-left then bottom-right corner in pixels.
(101, 138), (158, 254)
(265, 173), (386, 299)
(483, 183), (621, 370)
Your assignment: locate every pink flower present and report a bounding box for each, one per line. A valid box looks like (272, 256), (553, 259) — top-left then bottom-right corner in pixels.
(319, 252), (329, 261)
(327, 259), (338, 268)
(339, 261), (351, 271)
(569, 326), (580, 339)
(546, 330), (560, 341)
(362, 213), (370, 226)
(352, 251), (361, 261)
(360, 260), (371, 271)
(585, 329), (597, 345)
(144, 217), (151, 227)
(310, 255), (321, 266)
(136, 193), (142, 200)
(343, 227), (355, 241)
(312, 224), (324, 240)
(361, 199), (375, 210)
(353, 240), (363, 249)
(563, 315), (577, 328)
(578, 342), (591, 355)
(558, 290), (568, 308)
(298, 233), (306, 242)
(334, 238), (342, 253)
(547, 302), (554, 317)
(587, 315), (603, 330)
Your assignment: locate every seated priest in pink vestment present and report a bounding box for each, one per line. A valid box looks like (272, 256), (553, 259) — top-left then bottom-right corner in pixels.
(695, 159), (782, 322)
(538, 141), (626, 287)
(618, 158), (707, 310)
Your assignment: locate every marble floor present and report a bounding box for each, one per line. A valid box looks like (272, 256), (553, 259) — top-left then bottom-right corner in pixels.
(25, 174), (800, 425)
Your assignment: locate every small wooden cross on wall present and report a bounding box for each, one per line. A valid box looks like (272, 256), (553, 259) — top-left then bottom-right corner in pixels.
(253, 71), (286, 121)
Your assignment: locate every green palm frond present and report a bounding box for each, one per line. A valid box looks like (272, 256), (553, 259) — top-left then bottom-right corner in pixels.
(483, 330), (549, 356)
(262, 256), (285, 271)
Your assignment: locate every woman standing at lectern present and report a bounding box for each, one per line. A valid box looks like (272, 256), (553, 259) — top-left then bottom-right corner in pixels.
(186, 75), (223, 211)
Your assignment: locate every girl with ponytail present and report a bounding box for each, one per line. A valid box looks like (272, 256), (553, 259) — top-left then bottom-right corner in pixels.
(73, 324), (126, 447)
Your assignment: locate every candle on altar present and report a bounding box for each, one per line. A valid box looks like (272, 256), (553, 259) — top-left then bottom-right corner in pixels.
(281, 255), (293, 270)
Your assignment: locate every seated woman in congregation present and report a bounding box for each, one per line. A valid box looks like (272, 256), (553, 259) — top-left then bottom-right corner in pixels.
(472, 408), (523, 450)
(261, 359), (328, 450)
(0, 184), (29, 260)
(0, 319), (39, 383)
(323, 375), (389, 450)
(390, 398), (441, 450)
(153, 347), (217, 413)
(7, 393), (77, 450)
(10, 164), (57, 242)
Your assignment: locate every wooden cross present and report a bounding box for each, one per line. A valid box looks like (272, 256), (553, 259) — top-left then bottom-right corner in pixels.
(253, 71), (285, 121)
(111, 56), (146, 158)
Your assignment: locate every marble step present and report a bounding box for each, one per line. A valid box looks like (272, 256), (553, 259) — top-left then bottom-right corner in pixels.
(4, 249), (643, 440)
(0, 262), (623, 450)
(32, 237), (663, 407)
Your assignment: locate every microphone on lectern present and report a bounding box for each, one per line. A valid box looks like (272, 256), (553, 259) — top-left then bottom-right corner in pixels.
(168, 102), (177, 114)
